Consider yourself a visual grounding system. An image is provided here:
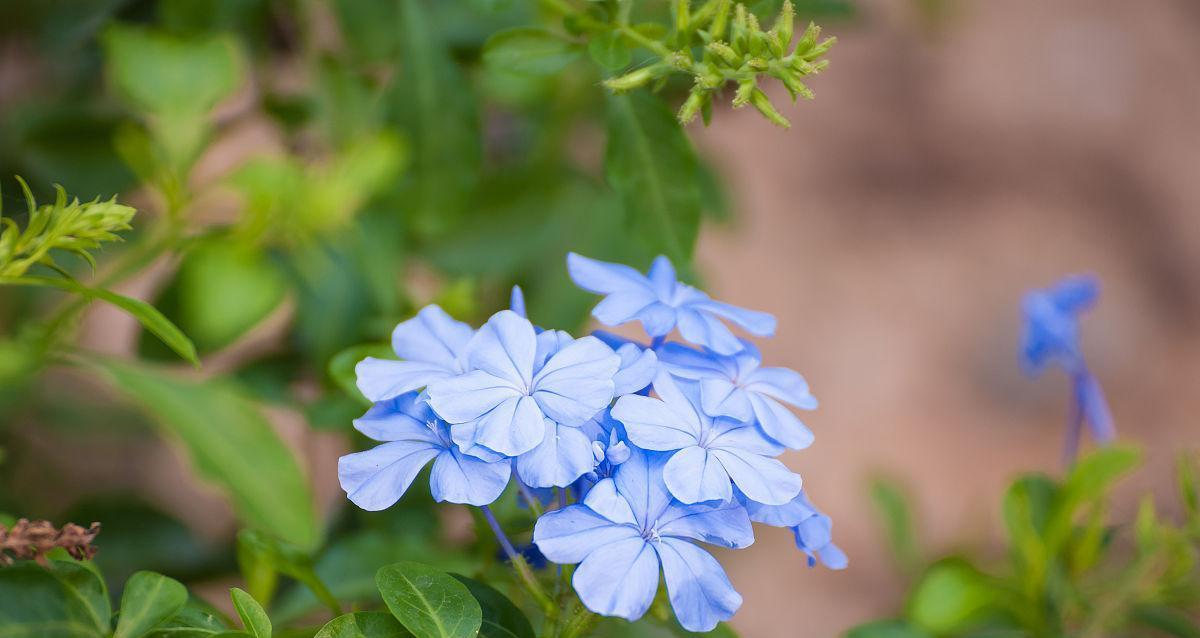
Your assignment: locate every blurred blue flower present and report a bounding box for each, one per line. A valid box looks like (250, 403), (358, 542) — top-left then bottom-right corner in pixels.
(510, 285), (527, 318)
(338, 392), (511, 510)
(1021, 275), (1114, 457)
(356, 305), (474, 402)
(659, 340), (817, 449)
(533, 449), (751, 632)
(612, 372), (802, 505)
(740, 490), (847, 569)
(567, 253), (775, 355)
(427, 310), (620, 470)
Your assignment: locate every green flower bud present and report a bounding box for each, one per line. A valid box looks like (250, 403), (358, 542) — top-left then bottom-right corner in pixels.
(603, 66), (661, 92)
(749, 88), (791, 128)
(773, 0), (795, 48)
(678, 88), (709, 124)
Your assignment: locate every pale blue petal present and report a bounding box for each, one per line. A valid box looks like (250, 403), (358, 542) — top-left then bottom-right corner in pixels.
(469, 310), (537, 388)
(658, 343), (733, 379)
(573, 537), (660, 622)
(429, 447), (511, 506)
(614, 448), (674, 527)
(612, 394), (700, 451)
(817, 543), (849, 570)
(352, 394), (441, 443)
(744, 367), (818, 409)
(533, 336), (619, 426)
(509, 285), (527, 318)
(655, 538), (742, 632)
(657, 501), (754, 549)
(699, 379), (754, 421)
(742, 491), (817, 527)
(613, 344), (657, 396)
(516, 420), (596, 488)
(637, 302), (678, 337)
(427, 371), (521, 423)
(794, 513), (833, 552)
(470, 394), (546, 457)
(356, 358), (454, 402)
(710, 448), (802, 506)
(567, 253), (653, 296)
(1049, 275), (1099, 313)
(338, 441), (440, 511)
(693, 300), (776, 337)
(676, 308), (743, 356)
(534, 330), (573, 371)
(747, 393), (815, 450)
(593, 290), (659, 326)
(646, 255), (677, 299)
(533, 505), (640, 563)
(581, 478), (637, 526)
(664, 446), (733, 504)
(391, 305), (473, 369)
(708, 419), (786, 456)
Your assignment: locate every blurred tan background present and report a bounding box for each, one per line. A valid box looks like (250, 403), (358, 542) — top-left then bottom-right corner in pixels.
(693, 0), (1200, 634)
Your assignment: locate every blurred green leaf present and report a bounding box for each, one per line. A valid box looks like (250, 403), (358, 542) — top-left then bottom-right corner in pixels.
(483, 28), (580, 76)
(376, 562), (482, 638)
(230, 589), (271, 638)
(450, 575), (533, 638)
(315, 612), (414, 638)
(870, 477), (920, 572)
(101, 360), (318, 550)
(1179, 452), (1199, 526)
(845, 620), (934, 638)
(175, 241), (286, 352)
(1132, 604), (1200, 638)
(144, 596), (231, 637)
(605, 92), (702, 264)
(0, 560), (112, 637)
(1062, 446), (1141, 505)
(907, 559), (1001, 635)
(237, 530), (341, 616)
(114, 571), (189, 638)
(588, 31), (632, 71)
(329, 343), (393, 405)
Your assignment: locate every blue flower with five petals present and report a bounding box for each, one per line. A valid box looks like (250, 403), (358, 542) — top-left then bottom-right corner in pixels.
(567, 253), (775, 355)
(355, 305), (474, 403)
(533, 449), (751, 632)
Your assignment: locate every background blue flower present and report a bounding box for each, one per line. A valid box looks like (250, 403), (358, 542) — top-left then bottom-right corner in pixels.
(355, 305), (474, 402)
(567, 252), (776, 355)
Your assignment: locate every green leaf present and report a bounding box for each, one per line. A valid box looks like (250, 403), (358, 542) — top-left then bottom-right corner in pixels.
(1132, 604), (1200, 638)
(483, 28), (580, 76)
(99, 360), (318, 550)
(315, 612), (414, 638)
(845, 620), (934, 638)
(176, 241), (287, 352)
(0, 560), (112, 638)
(102, 26), (242, 117)
(450, 575), (533, 638)
(1062, 446), (1141, 504)
(907, 559), (1001, 635)
(237, 530), (342, 616)
(604, 92), (702, 264)
(1179, 452), (1199, 523)
(588, 31), (632, 71)
(230, 589), (271, 638)
(328, 343), (394, 405)
(375, 562), (482, 638)
(144, 598), (230, 638)
(1, 275), (198, 365)
(114, 571), (189, 638)
(870, 478), (920, 572)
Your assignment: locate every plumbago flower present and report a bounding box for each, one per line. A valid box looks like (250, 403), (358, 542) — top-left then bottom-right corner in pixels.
(1021, 275), (1114, 459)
(338, 253), (844, 634)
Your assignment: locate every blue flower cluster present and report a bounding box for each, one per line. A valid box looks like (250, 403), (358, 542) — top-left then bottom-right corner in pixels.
(338, 253), (843, 632)
(1020, 275), (1114, 460)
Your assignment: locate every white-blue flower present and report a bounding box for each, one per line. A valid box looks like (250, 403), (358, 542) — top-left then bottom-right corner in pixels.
(533, 449), (750, 632)
(427, 310), (620, 470)
(355, 305), (474, 402)
(567, 253), (775, 355)
(739, 489), (848, 570)
(611, 371), (802, 505)
(338, 393), (511, 510)
(659, 340), (817, 449)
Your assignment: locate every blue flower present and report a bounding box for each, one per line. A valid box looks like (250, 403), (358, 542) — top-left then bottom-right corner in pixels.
(567, 253), (775, 355)
(338, 392), (511, 510)
(740, 490), (848, 570)
(1021, 275), (1114, 455)
(427, 310), (620, 474)
(356, 305), (474, 402)
(659, 340), (817, 449)
(611, 372), (802, 505)
(533, 449), (751, 632)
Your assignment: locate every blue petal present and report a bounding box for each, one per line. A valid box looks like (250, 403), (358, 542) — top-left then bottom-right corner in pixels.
(532, 336), (619, 426)
(657, 500), (754, 549)
(676, 308), (744, 356)
(533, 505), (640, 563)
(469, 310), (537, 389)
(582, 478), (638, 525)
(744, 367), (818, 409)
(356, 358), (455, 402)
(353, 394), (441, 443)
(391, 305), (473, 369)
(429, 447), (511, 506)
(636, 302), (678, 338)
(573, 537), (660, 622)
(613, 344), (657, 396)
(742, 491), (817, 527)
(427, 371), (522, 423)
(693, 300), (776, 337)
(655, 538), (741, 632)
(1077, 372), (1115, 443)
(461, 395), (546, 457)
(657, 343), (734, 379)
(1048, 274), (1099, 313)
(707, 420), (786, 456)
(817, 542), (849, 570)
(567, 253), (653, 296)
(593, 291), (661, 327)
(517, 420), (596, 488)
(612, 394), (701, 451)
(710, 447), (802, 506)
(614, 448), (674, 528)
(747, 393), (815, 450)
(663, 446), (733, 504)
(534, 330), (574, 371)
(646, 255), (677, 299)
(509, 285), (527, 318)
(699, 378), (754, 422)
(338, 441), (440, 511)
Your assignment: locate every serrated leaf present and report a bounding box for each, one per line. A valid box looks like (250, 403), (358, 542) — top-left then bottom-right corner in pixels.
(114, 571), (189, 638)
(376, 562), (481, 638)
(230, 589), (271, 638)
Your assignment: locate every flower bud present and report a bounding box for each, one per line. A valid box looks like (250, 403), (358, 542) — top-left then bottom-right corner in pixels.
(749, 88), (791, 128)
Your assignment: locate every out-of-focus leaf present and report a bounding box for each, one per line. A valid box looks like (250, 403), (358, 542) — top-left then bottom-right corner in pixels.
(376, 562), (481, 638)
(605, 92), (702, 264)
(329, 343), (393, 405)
(1178, 452), (1199, 525)
(144, 597), (230, 638)
(1132, 604), (1200, 638)
(237, 530), (341, 615)
(113, 571), (189, 638)
(7, 104), (136, 197)
(1061, 446), (1141, 506)
(230, 588), (271, 638)
(588, 31), (632, 70)
(870, 478), (920, 572)
(100, 360), (318, 550)
(176, 240), (287, 352)
(450, 575), (533, 638)
(0, 560), (112, 637)
(315, 612), (413, 638)
(483, 28), (580, 76)
(845, 620), (934, 638)
(907, 559), (1001, 635)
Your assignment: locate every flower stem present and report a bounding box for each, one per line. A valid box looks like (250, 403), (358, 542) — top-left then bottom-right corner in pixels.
(479, 506), (557, 619)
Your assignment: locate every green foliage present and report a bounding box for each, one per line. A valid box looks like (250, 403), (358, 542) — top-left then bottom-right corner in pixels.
(315, 612), (413, 638)
(376, 562), (483, 638)
(451, 575), (536, 638)
(113, 572), (189, 638)
(230, 588), (272, 638)
(0, 180), (133, 277)
(0, 559), (112, 637)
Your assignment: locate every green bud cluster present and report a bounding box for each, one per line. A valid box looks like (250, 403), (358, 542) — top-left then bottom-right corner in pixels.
(0, 178), (135, 278)
(601, 0), (835, 128)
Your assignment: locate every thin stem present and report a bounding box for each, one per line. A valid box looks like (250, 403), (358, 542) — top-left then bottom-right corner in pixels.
(650, 334), (666, 350)
(516, 480), (545, 518)
(479, 506), (557, 619)
(558, 601), (599, 638)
